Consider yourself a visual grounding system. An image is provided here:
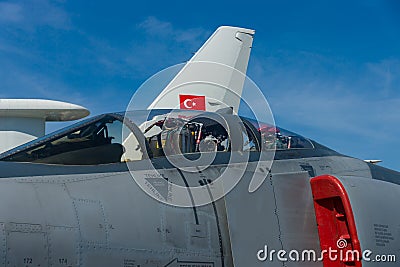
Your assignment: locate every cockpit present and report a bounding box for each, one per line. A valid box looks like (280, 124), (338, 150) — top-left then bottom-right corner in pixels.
(0, 109), (314, 165)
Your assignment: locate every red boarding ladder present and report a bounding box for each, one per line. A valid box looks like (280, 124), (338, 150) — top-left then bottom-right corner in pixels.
(310, 175), (362, 267)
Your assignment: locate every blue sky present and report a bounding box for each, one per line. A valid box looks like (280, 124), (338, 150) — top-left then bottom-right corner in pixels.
(1, 0), (399, 170)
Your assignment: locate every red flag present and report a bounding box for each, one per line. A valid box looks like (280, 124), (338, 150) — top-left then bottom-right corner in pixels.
(179, 95), (206, 110)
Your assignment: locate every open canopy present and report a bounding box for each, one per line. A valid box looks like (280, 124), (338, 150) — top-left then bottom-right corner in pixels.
(0, 109), (315, 166)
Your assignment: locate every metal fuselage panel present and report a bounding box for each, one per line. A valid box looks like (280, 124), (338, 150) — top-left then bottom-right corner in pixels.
(0, 165), (232, 267)
(0, 152), (398, 266)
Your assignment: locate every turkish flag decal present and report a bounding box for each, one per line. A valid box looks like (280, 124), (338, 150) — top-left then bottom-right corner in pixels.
(179, 94), (206, 110)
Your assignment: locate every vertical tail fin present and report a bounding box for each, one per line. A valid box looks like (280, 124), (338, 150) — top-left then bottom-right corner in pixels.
(147, 26), (255, 113)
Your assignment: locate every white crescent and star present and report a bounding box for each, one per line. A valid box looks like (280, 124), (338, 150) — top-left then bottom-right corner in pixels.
(183, 99), (196, 109)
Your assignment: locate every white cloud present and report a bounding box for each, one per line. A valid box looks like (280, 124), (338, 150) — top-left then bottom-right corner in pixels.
(0, 0), (71, 30)
(138, 16), (209, 46)
(87, 16), (210, 79)
(246, 51), (400, 142)
(0, 2), (23, 23)
(365, 59), (400, 97)
(138, 16), (173, 37)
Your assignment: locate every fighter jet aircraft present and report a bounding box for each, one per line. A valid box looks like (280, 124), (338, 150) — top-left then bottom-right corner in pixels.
(0, 26), (398, 267)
